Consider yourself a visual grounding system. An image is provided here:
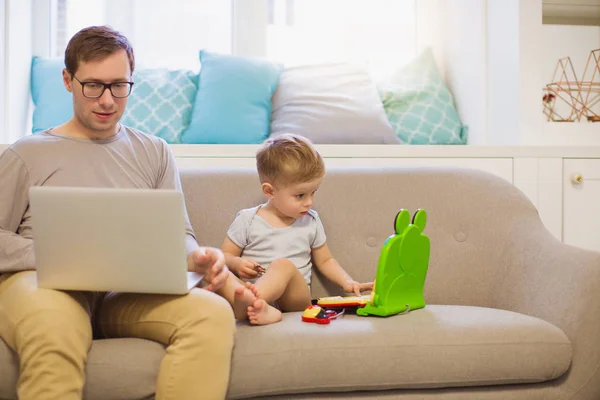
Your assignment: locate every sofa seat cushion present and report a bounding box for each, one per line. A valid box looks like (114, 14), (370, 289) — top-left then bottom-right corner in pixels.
(0, 338), (164, 400)
(227, 305), (571, 399)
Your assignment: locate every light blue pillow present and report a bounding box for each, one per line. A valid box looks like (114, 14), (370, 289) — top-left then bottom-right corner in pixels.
(121, 69), (199, 144)
(378, 48), (468, 144)
(30, 56), (72, 133)
(180, 50), (283, 144)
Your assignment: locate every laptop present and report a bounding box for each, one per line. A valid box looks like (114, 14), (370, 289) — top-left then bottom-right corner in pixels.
(29, 186), (204, 294)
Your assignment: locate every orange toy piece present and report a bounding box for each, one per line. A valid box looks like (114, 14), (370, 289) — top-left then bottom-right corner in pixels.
(316, 295), (371, 308)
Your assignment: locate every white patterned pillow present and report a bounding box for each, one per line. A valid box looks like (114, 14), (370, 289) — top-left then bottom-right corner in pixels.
(121, 69), (198, 144)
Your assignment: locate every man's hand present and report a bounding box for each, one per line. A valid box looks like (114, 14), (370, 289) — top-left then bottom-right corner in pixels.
(236, 258), (265, 279)
(188, 247), (228, 292)
(343, 280), (374, 297)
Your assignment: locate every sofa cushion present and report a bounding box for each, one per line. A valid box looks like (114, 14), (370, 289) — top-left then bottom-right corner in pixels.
(0, 338), (164, 400)
(226, 305), (571, 399)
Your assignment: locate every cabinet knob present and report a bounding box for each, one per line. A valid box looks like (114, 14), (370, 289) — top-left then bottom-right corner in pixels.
(572, 174), (584, 185)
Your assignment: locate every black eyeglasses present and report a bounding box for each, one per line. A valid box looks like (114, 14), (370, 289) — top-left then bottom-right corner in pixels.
(71, 75), (134, 98)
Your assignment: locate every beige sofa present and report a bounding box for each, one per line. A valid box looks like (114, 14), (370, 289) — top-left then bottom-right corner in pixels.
(1, 166), (599, 400)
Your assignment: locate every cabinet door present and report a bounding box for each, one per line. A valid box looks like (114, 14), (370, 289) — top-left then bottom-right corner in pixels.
(563, 159), (600, 252)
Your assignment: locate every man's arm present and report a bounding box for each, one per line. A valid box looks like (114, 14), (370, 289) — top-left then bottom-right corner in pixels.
(0, 149), (35, 274)
(155, 141), (201, 256)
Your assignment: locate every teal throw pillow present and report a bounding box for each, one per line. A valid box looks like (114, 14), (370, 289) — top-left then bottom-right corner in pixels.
(31, 56), (72, 133)
(180, 50), (283, 144)
(378, 48), (468, 144)
(121, 69), (198, 144)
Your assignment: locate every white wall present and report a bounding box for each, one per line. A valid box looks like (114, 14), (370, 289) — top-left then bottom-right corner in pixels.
(417, 0), (487, 145)
(541, 24), (600, 145)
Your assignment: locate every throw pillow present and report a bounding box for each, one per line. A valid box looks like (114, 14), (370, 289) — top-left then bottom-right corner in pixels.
(30, 56), (72, 133)
(30, 57), (199, 143)
(269, 63), (400, 144)
(121, 69), (198, 144)
(378, 48), (468, 144)
(180, 50), (283, 144)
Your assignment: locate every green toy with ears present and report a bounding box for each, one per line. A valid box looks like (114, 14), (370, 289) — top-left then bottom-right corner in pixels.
(357, 209), (430, 317)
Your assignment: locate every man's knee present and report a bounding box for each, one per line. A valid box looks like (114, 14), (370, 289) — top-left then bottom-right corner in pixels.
(16, 309), (93, 351)
(0, 271), (93, 352)
(182, 289), (236, 334)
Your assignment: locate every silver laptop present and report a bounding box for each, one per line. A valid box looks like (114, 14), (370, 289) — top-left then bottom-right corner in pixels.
(29, 186), (204, 294)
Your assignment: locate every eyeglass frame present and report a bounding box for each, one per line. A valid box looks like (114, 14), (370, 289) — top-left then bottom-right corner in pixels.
(69, 73), (134, 99)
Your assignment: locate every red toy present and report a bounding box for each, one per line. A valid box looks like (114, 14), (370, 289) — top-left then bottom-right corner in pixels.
(301, 305), (344, 324)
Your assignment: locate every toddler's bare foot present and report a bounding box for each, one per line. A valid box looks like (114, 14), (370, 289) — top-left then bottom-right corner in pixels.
(247, 299), (282, 325)
(233, 284), (258, 320)
(244, 281), (260, 298)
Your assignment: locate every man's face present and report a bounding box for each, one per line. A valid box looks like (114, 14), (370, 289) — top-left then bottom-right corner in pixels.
(63, 49), (131, 137)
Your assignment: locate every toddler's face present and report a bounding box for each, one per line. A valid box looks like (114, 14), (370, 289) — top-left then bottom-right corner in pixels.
(272, 177), (323, 220)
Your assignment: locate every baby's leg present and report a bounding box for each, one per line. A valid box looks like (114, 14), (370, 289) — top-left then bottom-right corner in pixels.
(255, 259), (312, 312)
(216, 272), (259, 320)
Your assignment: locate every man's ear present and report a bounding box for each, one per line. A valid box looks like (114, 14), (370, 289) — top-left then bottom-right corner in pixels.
(62, 68), (73, 93)
(262, 182), (275, 198)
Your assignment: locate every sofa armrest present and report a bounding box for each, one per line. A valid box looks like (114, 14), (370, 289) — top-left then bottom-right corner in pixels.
(498, 225), (600, 399)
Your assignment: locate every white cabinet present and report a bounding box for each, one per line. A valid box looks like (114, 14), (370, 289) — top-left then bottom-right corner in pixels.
(563, 159), (600, 251)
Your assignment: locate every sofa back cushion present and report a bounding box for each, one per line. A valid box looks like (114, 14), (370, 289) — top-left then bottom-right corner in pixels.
(179, 166), (540, 305)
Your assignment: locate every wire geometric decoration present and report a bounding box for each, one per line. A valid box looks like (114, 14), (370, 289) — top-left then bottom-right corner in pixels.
(543, 49), (600, 122)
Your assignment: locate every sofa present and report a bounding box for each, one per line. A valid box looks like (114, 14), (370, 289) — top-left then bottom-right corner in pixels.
(1, 166), (599, 400)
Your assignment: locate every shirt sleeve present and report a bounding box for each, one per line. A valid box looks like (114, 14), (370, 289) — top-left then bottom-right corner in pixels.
(310, 210), (327, 248)
(226, 210), (250, 249)
(0, 149), (36, 274)
(155, 140), (201, 256)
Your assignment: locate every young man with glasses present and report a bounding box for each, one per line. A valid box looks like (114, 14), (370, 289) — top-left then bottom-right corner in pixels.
(0, 26), (235, 399)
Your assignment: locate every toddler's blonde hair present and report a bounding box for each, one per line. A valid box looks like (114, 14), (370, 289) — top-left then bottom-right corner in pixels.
(256, 134), (325, 186)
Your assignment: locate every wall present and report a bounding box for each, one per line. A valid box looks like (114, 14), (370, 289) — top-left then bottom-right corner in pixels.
(420, 0), (546, 146)
(541, 24), (600, 145)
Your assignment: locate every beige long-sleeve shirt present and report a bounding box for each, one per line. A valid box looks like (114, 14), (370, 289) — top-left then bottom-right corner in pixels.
(0, 126), (200, 274)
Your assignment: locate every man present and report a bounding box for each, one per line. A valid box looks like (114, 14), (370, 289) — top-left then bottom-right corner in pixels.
(0, 26), (235, 399)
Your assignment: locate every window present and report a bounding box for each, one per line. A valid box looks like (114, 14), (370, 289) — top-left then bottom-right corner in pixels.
(0, 0), (419, 144)
(266, 0), (416, 81)
(53, 0), (416, 79)
(54, 0), (233, 70)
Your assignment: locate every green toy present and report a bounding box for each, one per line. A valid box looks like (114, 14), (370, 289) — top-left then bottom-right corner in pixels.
(357, 209), (430, 317)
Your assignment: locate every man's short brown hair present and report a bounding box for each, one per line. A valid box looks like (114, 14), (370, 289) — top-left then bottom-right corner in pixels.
(64, 25), (135, 75)
(256, 134), (325, 186)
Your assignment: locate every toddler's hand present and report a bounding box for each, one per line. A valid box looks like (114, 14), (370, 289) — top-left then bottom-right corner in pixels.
(237, 258), (264, 279)
(343, 280), (374, 297)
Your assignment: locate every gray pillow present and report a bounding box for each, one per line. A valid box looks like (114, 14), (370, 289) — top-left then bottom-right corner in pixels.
(269, 63), (400, 144)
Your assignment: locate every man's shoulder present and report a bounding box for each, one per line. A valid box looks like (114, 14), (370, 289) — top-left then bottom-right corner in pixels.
(8, 132), (61, 161)
(122, 125), (168, 148)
